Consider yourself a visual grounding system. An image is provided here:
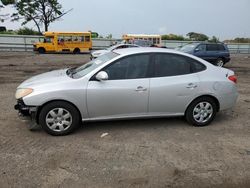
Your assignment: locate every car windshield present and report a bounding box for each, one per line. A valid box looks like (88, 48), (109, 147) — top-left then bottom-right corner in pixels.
(44, 36), (53, 43)
(106, 45), (119, 51)
(71, 52), (119, 78)
(106, 44), (124, 51)
(180, 44), (197, 52)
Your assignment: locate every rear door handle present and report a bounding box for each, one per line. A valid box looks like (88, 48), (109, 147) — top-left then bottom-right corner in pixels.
(135, 86), (147, 92)
(186, 83), (197, 89)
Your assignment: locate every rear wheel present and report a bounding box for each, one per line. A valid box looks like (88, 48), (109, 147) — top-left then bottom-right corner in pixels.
(215, 58), (224, 67)
(185, 97), (217, 127)
(73, 48), (80, 54)
(38, 47), (45, 54)
(39, 101), (80, 136)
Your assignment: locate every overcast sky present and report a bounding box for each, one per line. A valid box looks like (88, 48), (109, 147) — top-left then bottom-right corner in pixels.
(2, 0), (250, 40)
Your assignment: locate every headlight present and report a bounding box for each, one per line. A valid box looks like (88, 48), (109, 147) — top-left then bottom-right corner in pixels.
(15, 88), (33, 99)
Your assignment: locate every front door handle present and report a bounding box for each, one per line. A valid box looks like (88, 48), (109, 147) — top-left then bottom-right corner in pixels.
(186, 83), (197, 89)
(135, 86), (147, 92)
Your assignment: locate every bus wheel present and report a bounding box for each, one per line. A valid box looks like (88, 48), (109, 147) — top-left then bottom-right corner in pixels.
(38, 48), (45, 54)
(73, 48), (80, 54)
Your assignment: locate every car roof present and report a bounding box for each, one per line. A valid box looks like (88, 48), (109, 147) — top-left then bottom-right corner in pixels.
(113, 47), (188, 56)
(112, 47), (214, 68)
(120, 43), (139, 47)
(187, 42), (225, 45)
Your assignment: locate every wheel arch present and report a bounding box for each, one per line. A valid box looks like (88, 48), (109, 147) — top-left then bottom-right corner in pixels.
(185, 95), (220, 115)
(73, 48), (80, 54)
(35, 99), (82, 124)
(38, 47), (46, 53)
(218, 57), (225, 62)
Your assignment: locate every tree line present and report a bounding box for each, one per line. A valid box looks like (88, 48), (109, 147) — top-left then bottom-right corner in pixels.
(162, 32), (219, 42)
(162, 33), (250, 43)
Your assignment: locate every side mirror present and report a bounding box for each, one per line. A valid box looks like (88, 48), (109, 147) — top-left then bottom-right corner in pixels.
(95, 71), (108, 81)
(194, 48), (200, 52)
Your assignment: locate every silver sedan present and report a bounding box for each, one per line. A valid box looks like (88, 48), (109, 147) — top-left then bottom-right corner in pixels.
(15, 48), (238, 136)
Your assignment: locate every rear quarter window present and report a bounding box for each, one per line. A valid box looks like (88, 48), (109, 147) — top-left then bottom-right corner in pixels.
(153, 53), (206, 77)
(218, 44), (226, 51)
(189, 58), (206, 73)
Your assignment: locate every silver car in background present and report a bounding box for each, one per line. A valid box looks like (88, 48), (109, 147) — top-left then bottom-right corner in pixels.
(15, 48), (238, 136)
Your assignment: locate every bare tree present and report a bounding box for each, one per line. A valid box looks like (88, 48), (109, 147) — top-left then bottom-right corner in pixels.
(11, 0), (72, 34)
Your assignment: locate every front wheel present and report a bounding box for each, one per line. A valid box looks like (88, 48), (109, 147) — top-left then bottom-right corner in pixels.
(39, 101), (80, 136)
(185, 97), (217, 127)
(38, 47), (45, 54)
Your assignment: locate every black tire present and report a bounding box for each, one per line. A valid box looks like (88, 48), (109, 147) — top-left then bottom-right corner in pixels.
(185, 97), (217, 127)
(39, 101), (80, 136)
(73, 48), (80, 54)
(38, 47), (45, 54)
(215, 58), (224, 67)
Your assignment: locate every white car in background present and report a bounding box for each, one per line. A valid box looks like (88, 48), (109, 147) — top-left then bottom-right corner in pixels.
(91, 43), (139, 59)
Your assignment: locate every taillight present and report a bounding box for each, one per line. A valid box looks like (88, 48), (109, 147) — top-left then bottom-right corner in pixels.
(228, 75), (237, 84)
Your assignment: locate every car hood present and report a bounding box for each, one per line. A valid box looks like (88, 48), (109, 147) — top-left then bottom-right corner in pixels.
(18, 69), (70, 88)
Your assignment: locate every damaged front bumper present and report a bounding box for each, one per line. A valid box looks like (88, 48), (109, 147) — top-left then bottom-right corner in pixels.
(14, 99), (40, 130)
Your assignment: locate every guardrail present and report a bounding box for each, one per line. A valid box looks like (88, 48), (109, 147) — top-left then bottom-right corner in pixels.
(0, 34), (250, 53)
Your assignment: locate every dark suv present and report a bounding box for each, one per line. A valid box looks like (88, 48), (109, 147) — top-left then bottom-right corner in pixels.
(179, 42), (230, 67)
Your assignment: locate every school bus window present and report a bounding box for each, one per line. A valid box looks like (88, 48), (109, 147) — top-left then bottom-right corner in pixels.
(44, 37), (53, 43)
(64, 36), (72, 42)
(72, 36), (81, 42)
(58, 36), (64, 43)
(72, 36), (77, 41)
(85, 36), (90, 42)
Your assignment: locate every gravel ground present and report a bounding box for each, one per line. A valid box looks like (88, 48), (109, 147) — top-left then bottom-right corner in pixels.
(0, 52), (250, 188)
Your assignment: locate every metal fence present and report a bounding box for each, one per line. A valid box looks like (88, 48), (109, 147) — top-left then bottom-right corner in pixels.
(0, 34), (250, 53)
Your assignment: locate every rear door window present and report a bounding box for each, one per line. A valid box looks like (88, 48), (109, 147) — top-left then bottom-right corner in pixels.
(206, 44), (219, 51)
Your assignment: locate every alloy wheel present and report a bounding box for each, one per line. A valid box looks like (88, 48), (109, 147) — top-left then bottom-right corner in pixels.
(45, 108), (72, 132)
(193, 102), (213, 123)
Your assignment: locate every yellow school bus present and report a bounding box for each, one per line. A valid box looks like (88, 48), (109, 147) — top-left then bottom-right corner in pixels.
(33, 32), (92, 54)
(122, 34), (162, 45)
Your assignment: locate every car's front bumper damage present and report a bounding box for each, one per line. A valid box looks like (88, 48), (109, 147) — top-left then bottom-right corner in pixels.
(14, 99), (40, 130)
